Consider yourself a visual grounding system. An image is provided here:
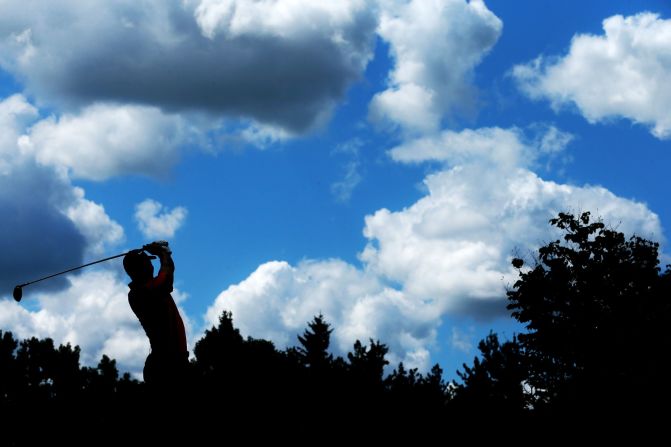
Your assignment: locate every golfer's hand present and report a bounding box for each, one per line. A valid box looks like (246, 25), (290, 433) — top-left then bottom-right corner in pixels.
(144, 241), (171, 256)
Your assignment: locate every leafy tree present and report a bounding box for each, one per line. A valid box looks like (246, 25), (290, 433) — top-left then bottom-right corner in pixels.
(347, 339), (389, 387)
(14, 336), (69, 400)
(507, 211), (671, 410)
(452, 332), (529, 413)
(344, 339), (390, 415)
(384, 360), (448, 421)
(0, 330), (18, 403)
(51, 342), (83, 399)
(0, 330), (143, 444)
(421, 364), (448, 406)
(193, 310), (245, 376)
(82, 354), (120, 397)
(191, 310), (300, 429)
(386, 362), (419, 393)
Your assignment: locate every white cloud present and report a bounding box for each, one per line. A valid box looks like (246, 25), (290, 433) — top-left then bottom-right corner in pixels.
(331, 160), (362, 203)
(512, 12), (671, 139)
(0, 269), (196, 377)
(451, 327), (474, 353)
(370, 83), (440, 134)
(205, 126), (662, 371)
(0, 0), (377, 133)
(206, 259), (436, 370)
(389, 127), (532, 169)
(0, 270), (144, 372)
(537, 125), (574, 155)
(19, 103), (190, 180)
(65, 187), (125, 256)
(388, 126), (573, 171)
(370, 0), (502, 133)
(193, 0), (372, 41)
(135, 199), (188, 239)
(238, 123), (294, 149)
(330, 138), (365, 204)
(360, 163), (662, 318)
(0, 93), (37, 161)
(0, 95), (125, 293)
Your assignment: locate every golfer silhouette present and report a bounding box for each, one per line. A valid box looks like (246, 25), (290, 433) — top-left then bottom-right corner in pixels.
(123, 241), (188, 393)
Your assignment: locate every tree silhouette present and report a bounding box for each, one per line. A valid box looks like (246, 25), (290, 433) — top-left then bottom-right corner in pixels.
(193, 310), (245, 376)
(0, 311), (447, 441)
(8, 207), (668, 442)
(348, 339), (389, 387)
(82, 354), (121, 398)
(0, 330), (143, 445)
(297, 313), (333, 370)
(382, 360), (448, 429)
(0, 330), (19, 405)
(507, 211), (671, 412)
(452, 332), (529, 414)
(190, 310), (300, 433)
(13, 336), (81, 401)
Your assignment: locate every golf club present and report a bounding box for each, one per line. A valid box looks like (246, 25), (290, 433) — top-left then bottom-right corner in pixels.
(12, 247), (153, 302)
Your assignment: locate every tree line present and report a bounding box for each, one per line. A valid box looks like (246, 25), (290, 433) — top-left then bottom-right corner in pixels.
(2, 211), (670, 443)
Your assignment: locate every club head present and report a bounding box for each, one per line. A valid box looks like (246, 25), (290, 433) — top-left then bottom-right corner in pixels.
(13, 286), (22, 302)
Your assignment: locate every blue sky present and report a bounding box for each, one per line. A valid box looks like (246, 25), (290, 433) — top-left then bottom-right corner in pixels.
(1, 0), (670, 379)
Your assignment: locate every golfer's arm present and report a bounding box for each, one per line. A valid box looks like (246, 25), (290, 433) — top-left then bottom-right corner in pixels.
(153, 252), (175, 290)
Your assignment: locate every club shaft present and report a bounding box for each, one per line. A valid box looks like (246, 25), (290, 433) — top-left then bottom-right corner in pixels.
(18, 251), (131, 288)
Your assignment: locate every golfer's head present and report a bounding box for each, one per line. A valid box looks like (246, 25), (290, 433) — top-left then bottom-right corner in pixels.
(123, 250), (155, 281)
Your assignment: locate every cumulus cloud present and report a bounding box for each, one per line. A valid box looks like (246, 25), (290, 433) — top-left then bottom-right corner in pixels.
(0, 95), (124, 293)
(0, 269), (195, 376)
(389, 126), (533, 168)
(65, 187), (125, 256)
(0, 162), (86, 293)
(135, 199), (187, 239)
(19, 103), (190, 180)
(0, 270), (142, 367)
(512, 12), (671, 139)
(206, 259), (437, 369)
(207, 126), (661, 370)
(360, 163), (662, 319)
(389, 125), (574, 169)
(0, 93), (37, 167)
(0, 0), (377, 133)
(370, 0), (502, 133)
